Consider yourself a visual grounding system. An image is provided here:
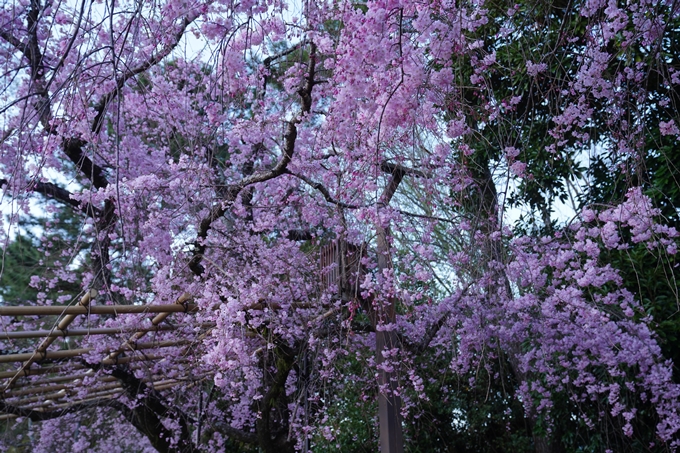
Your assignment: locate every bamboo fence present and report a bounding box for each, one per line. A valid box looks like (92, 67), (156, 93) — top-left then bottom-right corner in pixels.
(0, 291), (209, 417)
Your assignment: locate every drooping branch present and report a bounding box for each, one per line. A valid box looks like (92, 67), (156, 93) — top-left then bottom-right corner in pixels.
(188, 43), (319, 276)
(60, 141), (114, 291)
(43, 0), (86, 91)
(0, 30), (30, 61)
(25, 1), (46, 84)
(1, 7), (112, 280)
(91, 11), (201, 134)
(6, 0), (54, 129)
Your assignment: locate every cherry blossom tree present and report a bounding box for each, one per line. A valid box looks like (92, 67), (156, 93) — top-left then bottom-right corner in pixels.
(1, 0), (680, 452)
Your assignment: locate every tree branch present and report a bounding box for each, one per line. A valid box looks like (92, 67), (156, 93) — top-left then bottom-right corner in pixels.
(189, 43), (319, 277)
(109, 366), (196, 453)
(285, 170), (360, 209)
(91, 12), (201, 134)
(379, 161), (426, 179)
(262, 40), (307, 94)
(0, 178), (100, 218)
(0, 30), (30, 60)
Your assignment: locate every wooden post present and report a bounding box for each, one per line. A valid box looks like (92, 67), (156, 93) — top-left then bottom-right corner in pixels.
(374, 222), (404, 453)
(373, 168), (406, 453)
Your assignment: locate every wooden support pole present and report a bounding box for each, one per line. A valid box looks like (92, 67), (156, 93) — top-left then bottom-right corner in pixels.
(373, 170), (405, 453)
(374, 225), (404, 453)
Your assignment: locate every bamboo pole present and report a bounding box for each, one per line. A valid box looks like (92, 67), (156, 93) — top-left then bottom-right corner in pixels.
(0, 377), (201, 420)
(4, 381), (90, 397)
(98, 350), (182, 365)
(0, 303), (198, 316)
(9, 370), (96, 388)
(0, 324), (177, 340)
(2, 391), (124, 415)
(5, 369), (208, 404)
(9, 379), (185, 407)
(2, 368), (193, 399)
(0, 322), (215, 340)
(12, 387), (123, 407)
(0, 353), (169, 380)
(5, 375), (137, 397)
(0, 363), (88, 380)
(0, 340), (188, 364)
(105, 293), (193, 363)
(9, 362), (193, 389)
(0, 348), (93, 364)
(0, 292), (206, 415)
(9, 389), (69, 405)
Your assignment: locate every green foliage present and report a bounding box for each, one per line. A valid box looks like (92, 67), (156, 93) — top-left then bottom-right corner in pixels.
(407, 351), (533, 453)
(1, 207), (85, 306)
(0, 234), (43, 304)
(309, 348), (378, 452)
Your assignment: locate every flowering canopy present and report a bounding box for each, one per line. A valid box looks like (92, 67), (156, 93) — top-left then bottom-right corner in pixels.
(1, 0), (680, 452)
